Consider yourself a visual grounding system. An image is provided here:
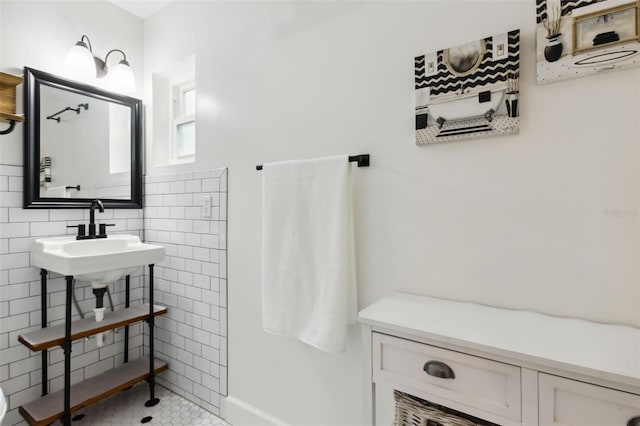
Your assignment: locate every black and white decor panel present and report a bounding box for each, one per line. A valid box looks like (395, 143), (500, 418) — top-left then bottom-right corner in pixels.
(536, 0), (640, 84)
(415, 29), (520, 145)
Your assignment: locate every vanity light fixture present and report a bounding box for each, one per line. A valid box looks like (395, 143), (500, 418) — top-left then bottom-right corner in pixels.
(65, 35), (135, 93)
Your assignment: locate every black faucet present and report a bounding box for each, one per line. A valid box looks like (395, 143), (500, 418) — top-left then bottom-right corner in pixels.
(88, 199), (105, 238)
(67, 199), (115, 240)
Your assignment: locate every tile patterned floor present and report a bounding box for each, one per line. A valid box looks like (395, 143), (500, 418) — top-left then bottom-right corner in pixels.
(72, 384), (230, 425)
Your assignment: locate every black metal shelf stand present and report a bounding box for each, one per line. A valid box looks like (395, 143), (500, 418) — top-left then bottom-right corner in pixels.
(62, 276), (72, 426)
(39, 265), (159, 425)
(124, 275), (130, 363)
(145, 264), (159, 407)
(40, 269), (48, 397)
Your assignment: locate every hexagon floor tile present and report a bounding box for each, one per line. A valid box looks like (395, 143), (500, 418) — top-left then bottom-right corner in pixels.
(71, 383), (231, 425)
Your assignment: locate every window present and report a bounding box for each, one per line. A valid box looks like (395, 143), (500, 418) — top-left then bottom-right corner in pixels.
(171, 76), (195, 163)
(151, 55), (195, 168)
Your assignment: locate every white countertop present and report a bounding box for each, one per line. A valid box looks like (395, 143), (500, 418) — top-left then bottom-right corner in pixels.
(358, 293), (640, 390)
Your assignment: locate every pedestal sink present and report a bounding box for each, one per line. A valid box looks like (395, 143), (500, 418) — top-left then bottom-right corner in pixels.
(32, 234), (165, 346)
(31, 234), (165, 280)
(22, 233), (167, 425)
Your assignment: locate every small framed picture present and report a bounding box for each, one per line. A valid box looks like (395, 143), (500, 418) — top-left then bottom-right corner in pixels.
(414, 30), (520, 145)
(572, 2), (639, 55)
(536, 0), (640, 85)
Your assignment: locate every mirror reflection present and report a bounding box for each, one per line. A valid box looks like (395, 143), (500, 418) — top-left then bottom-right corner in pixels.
(444, 39), (486, 77)
(39, 84), (131, 199)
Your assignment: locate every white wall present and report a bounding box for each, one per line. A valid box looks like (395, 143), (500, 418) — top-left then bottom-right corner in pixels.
(0, 0), (144, 166)
(0, 3), (145, 425)
(145, 1), (639, 424)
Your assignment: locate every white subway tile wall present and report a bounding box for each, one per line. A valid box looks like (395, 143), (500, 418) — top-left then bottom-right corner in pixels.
(143, 168), (228, 416)
(0, 164), (146, 426)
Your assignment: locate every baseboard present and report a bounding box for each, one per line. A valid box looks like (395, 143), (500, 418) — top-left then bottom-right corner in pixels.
(221, 395), (290, 426)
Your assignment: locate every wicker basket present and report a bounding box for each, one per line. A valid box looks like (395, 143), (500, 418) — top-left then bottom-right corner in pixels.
(393, 390), (481, 426)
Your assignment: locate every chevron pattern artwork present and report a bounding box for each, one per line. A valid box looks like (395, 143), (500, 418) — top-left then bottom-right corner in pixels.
(536, 0), (640, 85)
(414, 30), (520, 145)
(415, 31), (519, 96)
(536, 0), (603, 23)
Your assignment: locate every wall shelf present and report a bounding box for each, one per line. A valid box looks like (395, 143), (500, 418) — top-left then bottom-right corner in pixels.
(0, 72), (24, 122)
(19, 357), (168, 426)
(0, 72), (24, 134)
(18, 304), (167, 351)
(0, 111), (24, 123)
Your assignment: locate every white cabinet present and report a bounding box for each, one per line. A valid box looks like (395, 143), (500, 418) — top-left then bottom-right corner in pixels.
(373, 333), (522, 422)
(358, 294), (640, 426)
(538, 374), (640, 426)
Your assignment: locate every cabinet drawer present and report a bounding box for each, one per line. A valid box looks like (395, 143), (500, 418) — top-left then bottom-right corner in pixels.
(539, 373), (640, 426)
(372, 332), (521, 421)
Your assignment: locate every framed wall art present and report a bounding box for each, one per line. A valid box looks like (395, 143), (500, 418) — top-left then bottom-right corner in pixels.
(415, 29), (520, 145)
(536, 0), (640, 84)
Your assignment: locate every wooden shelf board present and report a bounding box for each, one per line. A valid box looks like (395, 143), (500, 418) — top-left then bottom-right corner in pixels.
(0, 72), (23, 86)
(19, 357), (168, 426)
(0, 111), (24, 123)
(19, 304), (167, 351)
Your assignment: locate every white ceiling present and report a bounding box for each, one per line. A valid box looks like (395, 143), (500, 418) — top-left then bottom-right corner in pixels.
(108, 0), (174, 20)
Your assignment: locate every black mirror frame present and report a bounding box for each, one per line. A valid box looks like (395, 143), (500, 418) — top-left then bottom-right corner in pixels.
(23, 67), (143, 209)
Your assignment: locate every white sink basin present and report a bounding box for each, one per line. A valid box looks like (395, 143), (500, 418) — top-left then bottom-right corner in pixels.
(31, 234), (165, 282)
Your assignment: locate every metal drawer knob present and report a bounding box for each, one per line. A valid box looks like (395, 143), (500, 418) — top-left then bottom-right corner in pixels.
(423, 360), (455, 379)
(628, 416), (640, 426)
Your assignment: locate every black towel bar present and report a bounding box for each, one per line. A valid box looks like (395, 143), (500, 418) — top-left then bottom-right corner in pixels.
(256, 154), (369, 171)
(46, 103), (89, 123)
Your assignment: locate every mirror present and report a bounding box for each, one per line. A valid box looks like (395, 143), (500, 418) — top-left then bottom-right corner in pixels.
(24, 67), (142, 208)
(443, 39), (486, 77)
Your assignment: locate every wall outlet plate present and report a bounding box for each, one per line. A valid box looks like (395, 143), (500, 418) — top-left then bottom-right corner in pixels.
(202, 195), (212, 218)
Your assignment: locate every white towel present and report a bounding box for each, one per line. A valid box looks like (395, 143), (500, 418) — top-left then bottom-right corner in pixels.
(262, 155), (357, 353)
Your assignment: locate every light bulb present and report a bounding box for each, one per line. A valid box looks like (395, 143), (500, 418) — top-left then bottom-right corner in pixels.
(108, 60), (136, 93)
(65, 41), (96, 80)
